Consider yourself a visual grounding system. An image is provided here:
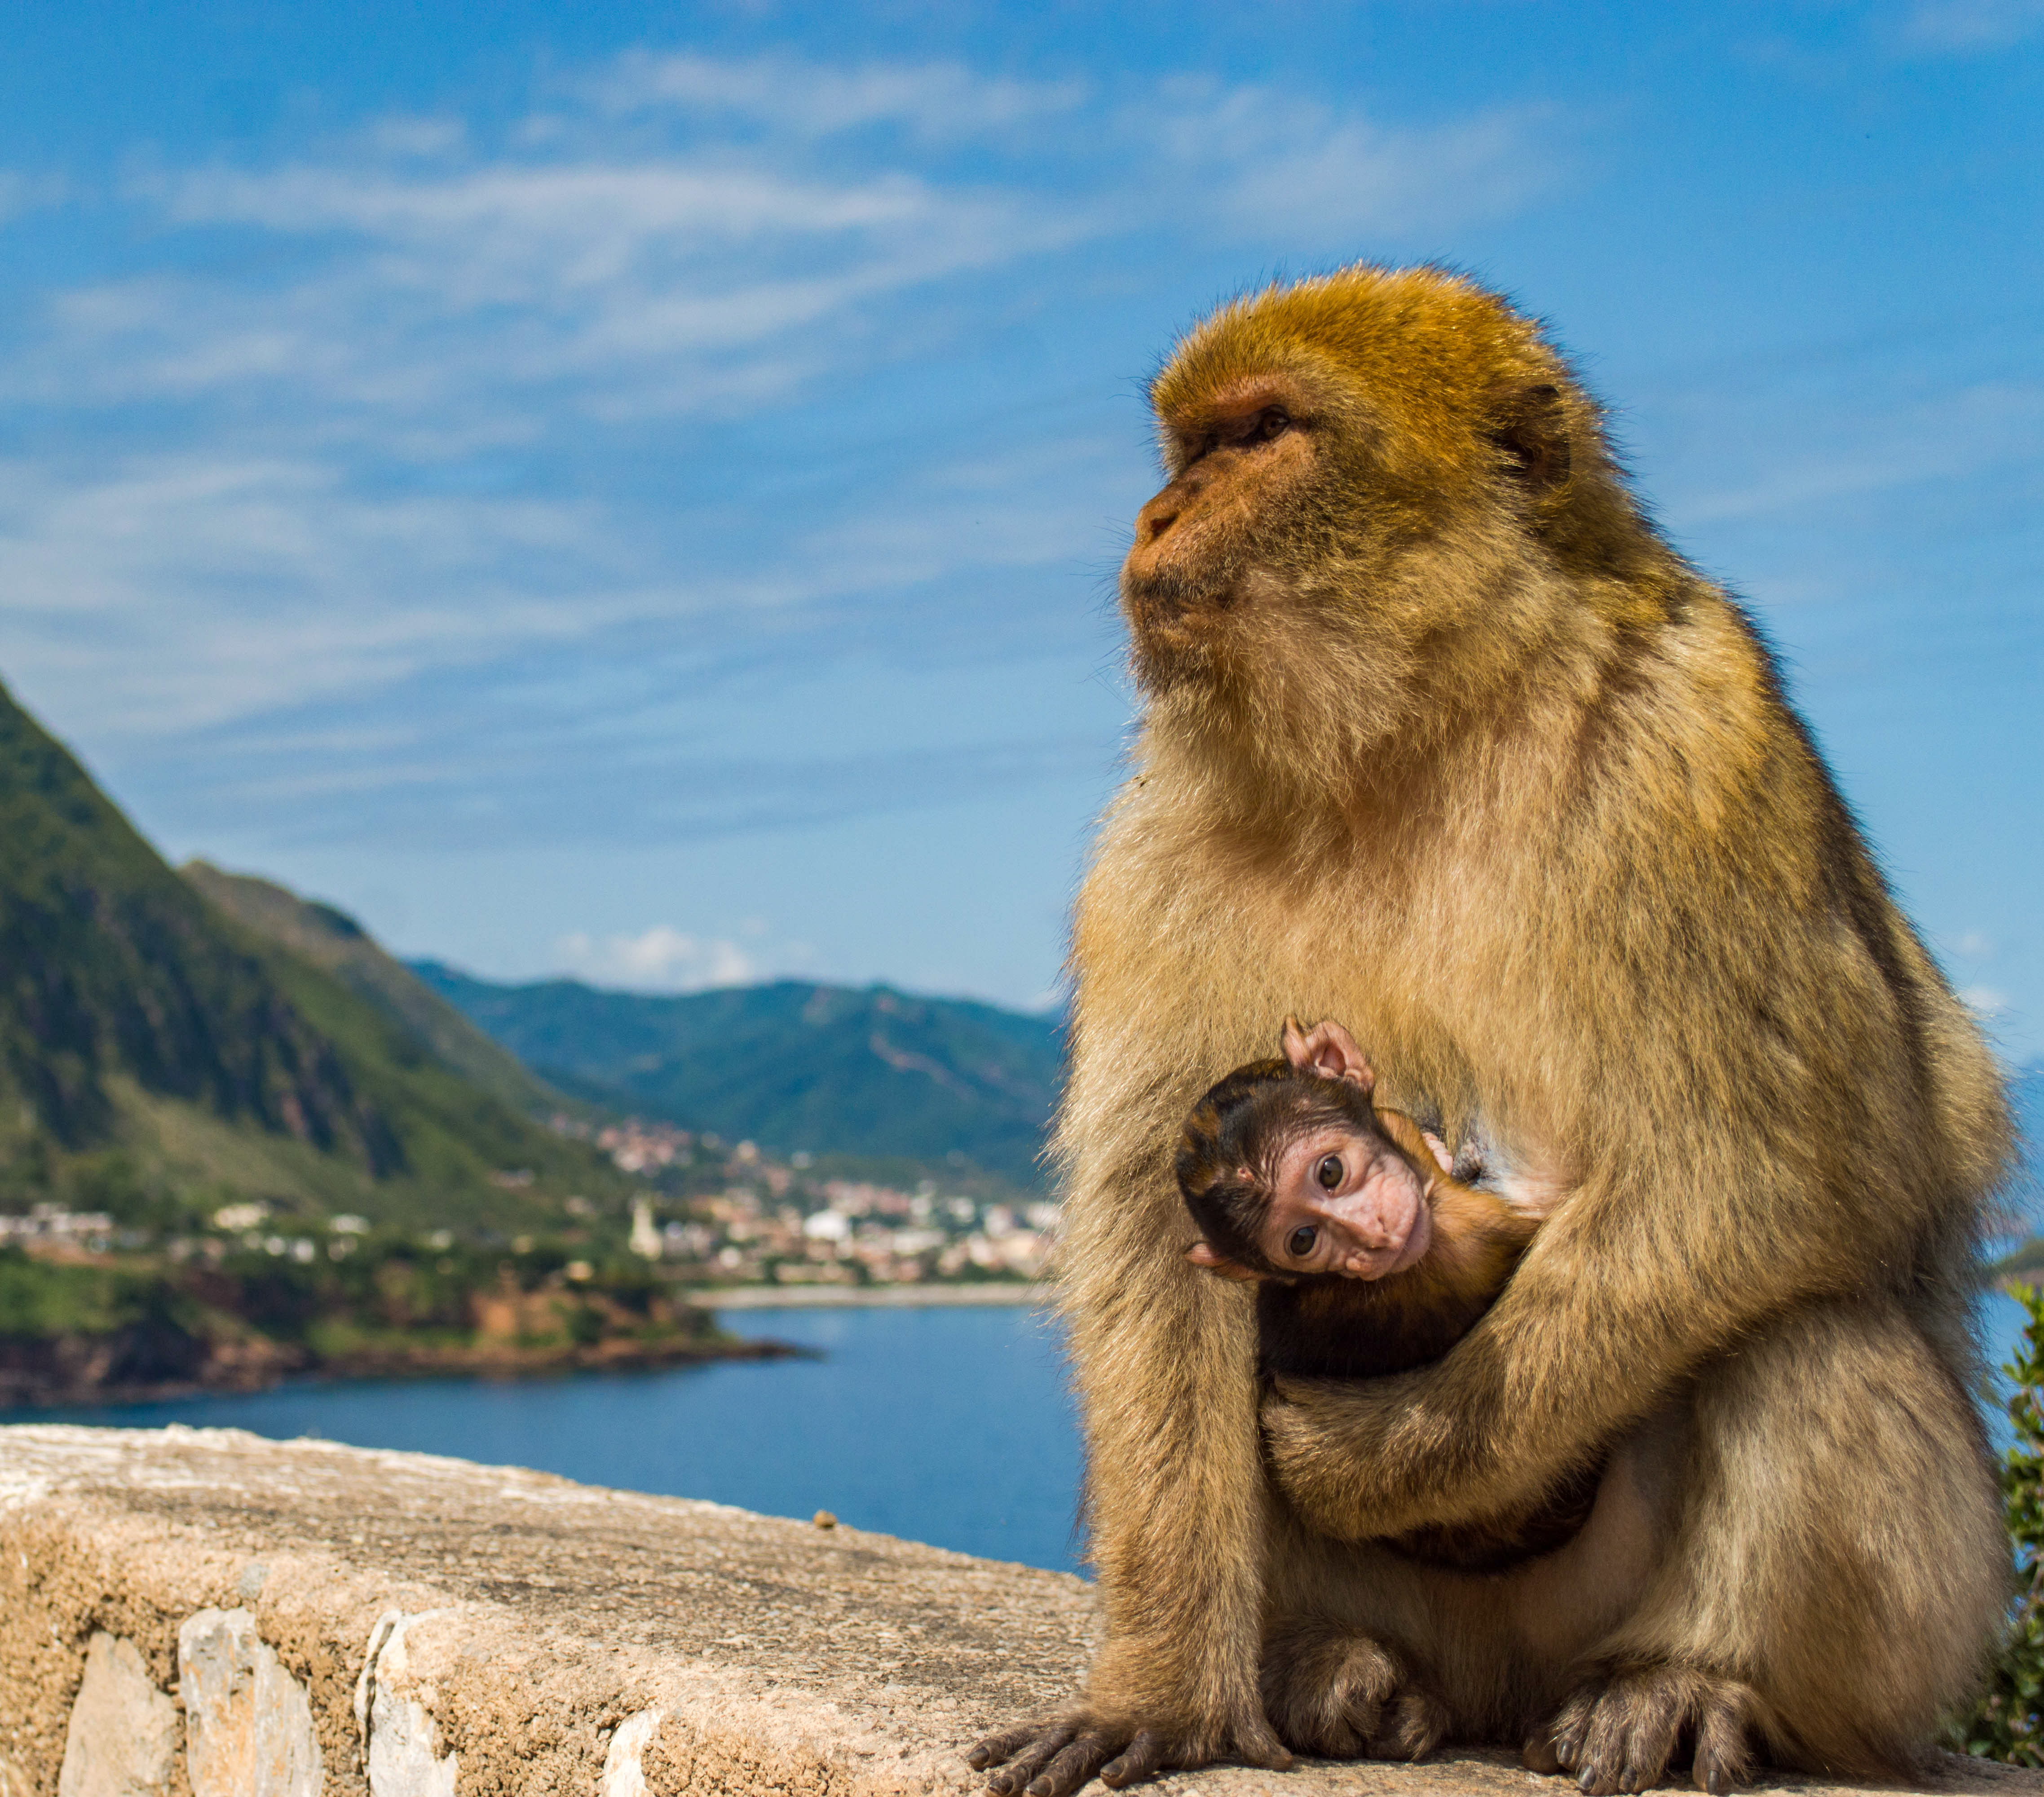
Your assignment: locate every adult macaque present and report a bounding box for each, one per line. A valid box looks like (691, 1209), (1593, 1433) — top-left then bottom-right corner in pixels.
(1178, 1015), (1545, 1381)
(971, 267), (2009, 1796)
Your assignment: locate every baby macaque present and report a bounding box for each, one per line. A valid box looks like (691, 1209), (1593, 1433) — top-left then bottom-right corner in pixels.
(1176, 1018), (1541, 1381)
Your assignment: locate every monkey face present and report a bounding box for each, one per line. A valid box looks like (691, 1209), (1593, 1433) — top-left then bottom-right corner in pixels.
(1257, 1124), (1433, 1280)
(1122, 376), (1320, 632)
(1122, 267), (1597, 759)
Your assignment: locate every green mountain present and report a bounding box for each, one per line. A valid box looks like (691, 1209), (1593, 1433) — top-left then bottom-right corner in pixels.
(180, 862), (572, 1125)
(409, 965), (1065, 1188)
(0, 677), (627, 1237)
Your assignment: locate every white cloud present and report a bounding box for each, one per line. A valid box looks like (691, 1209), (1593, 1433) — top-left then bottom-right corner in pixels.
(1900, 0), (2044, 49)
(0, 451), (640, 733)
(1669, 377), (2044, 529)
(11, 54), (1556, 431)
(1139, 82), (1565, 239)
(1962, 985), (2013, 1017)
(0, 48), (1571, 812)
(0, 171), (67, 224)
(589, 52), (1088, 140)
(556, 924), (796, 990)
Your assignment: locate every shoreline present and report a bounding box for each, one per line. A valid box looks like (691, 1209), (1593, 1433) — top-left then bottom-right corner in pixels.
(0, 1331), (805, 1412)
(0, 1286), (1058, 1409)
(689, 1281), (1054, 1310)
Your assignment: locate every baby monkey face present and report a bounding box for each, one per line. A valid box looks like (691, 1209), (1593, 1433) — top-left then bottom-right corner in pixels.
(1260, 1124), (1433, 1279)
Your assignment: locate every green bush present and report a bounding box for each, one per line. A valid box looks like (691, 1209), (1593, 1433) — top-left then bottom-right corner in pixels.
(1953, 1282), (2044, 1764)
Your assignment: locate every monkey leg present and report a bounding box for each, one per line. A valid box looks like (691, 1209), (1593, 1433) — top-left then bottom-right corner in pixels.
(1533, 1300), (2005, 1794)
(1259, 1617), (1448, 1761)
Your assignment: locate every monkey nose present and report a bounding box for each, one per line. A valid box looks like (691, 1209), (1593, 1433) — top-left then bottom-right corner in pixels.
(1134, 497), (1179, 547)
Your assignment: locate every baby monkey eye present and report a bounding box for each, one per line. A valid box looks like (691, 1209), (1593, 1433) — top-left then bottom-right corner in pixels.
(1287, 1225), (1318, 1259)
(1316, 1153), (1343, 1191)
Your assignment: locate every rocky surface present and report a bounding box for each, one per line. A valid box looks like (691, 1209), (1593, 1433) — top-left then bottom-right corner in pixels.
(0, 1424), (2035, 1797)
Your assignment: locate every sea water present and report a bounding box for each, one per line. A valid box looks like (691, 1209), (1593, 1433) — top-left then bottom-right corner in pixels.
(32, 1302), (1087, 1571)
(25, 1291), (2037, 1575)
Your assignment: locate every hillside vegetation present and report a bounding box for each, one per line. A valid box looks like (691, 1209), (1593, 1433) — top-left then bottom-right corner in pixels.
(0, 677), (638, 1240)
(411, 965), (1064, 1188)
(0, 677), (747, 1399)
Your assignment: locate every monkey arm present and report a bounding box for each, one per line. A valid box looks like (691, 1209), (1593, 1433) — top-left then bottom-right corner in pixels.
(1257, 1165), (1708, 1539)
(972, 1143), (1295, 1792)
(1260, 892), (1942, 1541)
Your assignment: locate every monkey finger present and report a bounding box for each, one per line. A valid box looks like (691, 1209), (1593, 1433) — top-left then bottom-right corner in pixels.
(1691, 1701), (1756, 1794)
(1232, 1717), (1295, 1772)
(1025, 1735), (1120, 1797)
(968, 1725), (1051, 1771)
(985, 1726), (1078, 1795)
(1098, 1729), (1168, 1788)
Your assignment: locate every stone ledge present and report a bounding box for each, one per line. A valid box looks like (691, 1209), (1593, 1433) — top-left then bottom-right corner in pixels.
(0, 1424), (2032, 1797)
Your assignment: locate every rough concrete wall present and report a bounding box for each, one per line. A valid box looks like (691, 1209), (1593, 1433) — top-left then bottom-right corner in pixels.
(0, 1425), (2035, 1797)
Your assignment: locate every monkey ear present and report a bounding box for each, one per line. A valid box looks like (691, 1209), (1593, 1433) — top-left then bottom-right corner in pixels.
(1281, 1018), (1376, 1092)
(1280, 1014), (1312, 1065)
(1488, 382), (1572, 493)
(1187, 1241), (1267, 1282)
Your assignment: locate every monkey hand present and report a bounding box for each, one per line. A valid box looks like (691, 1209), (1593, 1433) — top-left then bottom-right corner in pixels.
(1259, 1371), (1482, 1540)
(967, 1707), (1292, 1797)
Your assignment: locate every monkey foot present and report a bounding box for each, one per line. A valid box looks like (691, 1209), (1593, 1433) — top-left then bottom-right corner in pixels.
(967, 1710), (1292, 1797)
(1260, 1620), (1448, 1762)
(1536, 1662), (1760, 1794)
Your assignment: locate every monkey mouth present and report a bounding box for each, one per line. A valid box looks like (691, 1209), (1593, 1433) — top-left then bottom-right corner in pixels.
(1121, 569), (1241, 645)
(1326, 1187), (1431, 1279)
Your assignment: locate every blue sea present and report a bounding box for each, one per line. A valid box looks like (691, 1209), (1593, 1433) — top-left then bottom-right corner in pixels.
(25, 1290), (2036, 1575)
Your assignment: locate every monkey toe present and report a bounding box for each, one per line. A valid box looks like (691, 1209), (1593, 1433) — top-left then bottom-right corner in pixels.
(970, 1726), (1048, 1773)
(1690, 1687), (1758, 1794)
(983, 1725), (1077, 1795)
(1550, 1664), (1763, 1796)
(1367, 1684), (1448, 1762)
(1261, 1622), (1404, 1756)
(1260, 1620), (1449, 1762)
(1098, 1729), (1166, 1789)
(1025, 1736), (1117, 1797)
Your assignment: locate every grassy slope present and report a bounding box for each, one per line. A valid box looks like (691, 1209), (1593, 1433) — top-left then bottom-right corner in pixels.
(411, 965), (1064, 1187)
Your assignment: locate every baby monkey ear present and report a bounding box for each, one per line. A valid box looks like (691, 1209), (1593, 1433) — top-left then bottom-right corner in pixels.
(1279, 1016), (1376, 1093)
(1186, 1241), (1267, 1282)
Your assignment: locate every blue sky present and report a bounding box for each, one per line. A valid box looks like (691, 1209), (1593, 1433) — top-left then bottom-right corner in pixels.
(0, 1), (2037, 1058)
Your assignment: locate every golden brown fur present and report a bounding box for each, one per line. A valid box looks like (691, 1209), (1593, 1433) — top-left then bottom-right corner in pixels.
(971, 266), (2011, 1797)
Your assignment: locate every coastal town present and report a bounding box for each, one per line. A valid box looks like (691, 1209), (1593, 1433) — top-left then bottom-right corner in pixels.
(583, 1116), (1057, 1287)
(3, 1115), (1054, 1292)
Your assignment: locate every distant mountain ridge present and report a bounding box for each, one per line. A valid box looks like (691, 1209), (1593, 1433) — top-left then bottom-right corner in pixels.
(409, 964), (1065, 1188)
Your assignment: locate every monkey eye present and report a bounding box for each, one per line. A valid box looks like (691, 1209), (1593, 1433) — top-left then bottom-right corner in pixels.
(1316, 1153), (1343, 1191)
(1210, 407), (1292, 451)
(1287, 1225), (1318, 1259)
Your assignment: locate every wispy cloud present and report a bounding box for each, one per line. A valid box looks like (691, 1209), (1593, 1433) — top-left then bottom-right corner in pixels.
(1899, 0), (2044, 49)
(0, 46), (1567, 841)
(586, 52), (1089, 140)
(1137, 81), (1565, 239)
